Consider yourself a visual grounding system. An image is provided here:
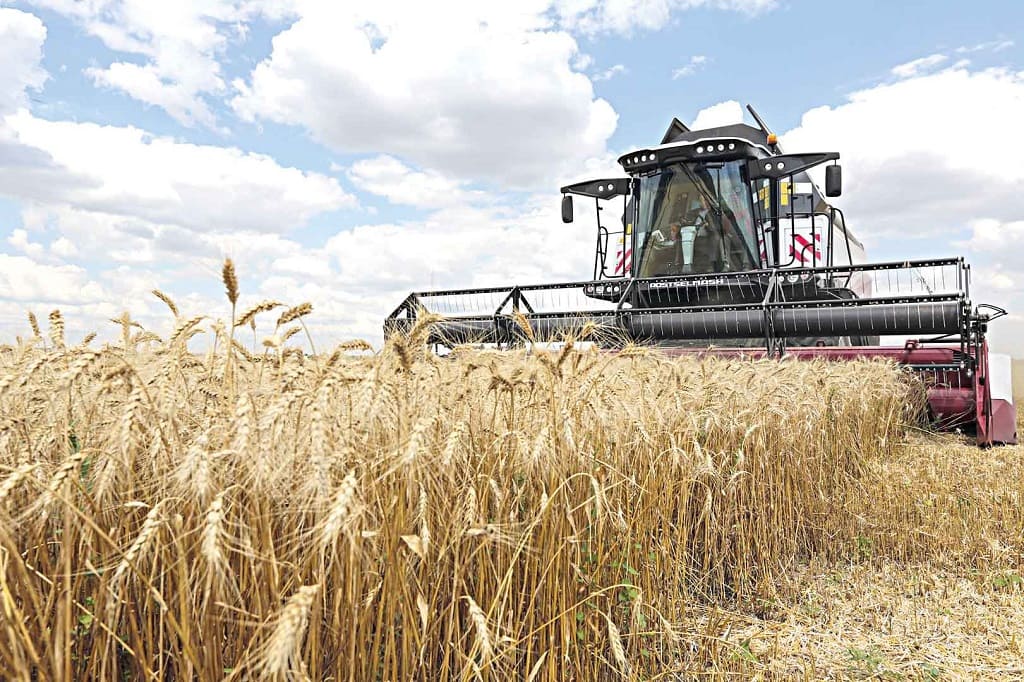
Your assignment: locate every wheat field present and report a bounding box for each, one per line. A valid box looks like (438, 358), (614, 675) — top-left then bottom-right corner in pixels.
(0, 264), (1021, 680)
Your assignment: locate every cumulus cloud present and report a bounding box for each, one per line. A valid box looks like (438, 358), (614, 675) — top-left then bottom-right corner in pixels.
(0, 8), (47, 114)
(231, 3), (618, 188)
(85, 62), (221, 128)
(1, 112), (355, 234)
(7, 228), (45, 259)
(593, 64), (628, 82)
(347, 156), (484, 209)
(259, 194), (602, 340)
(690, 100), (745, 129)
(671, 55), (708, 79)
(890, 53), (947, 79)
(0, 8), (354, 243)
(781, 65), (1024, 241)
(958, 219), (1024, 271)
(0, 253), (107, 304)
(553, 0), (775, 35)
(0, 9), (362, 346)
(0, 3), (631, 348)
(24, 0), (289, 127)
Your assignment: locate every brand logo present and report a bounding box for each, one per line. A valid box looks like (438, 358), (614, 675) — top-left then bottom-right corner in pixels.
(648, 277), (728, 289)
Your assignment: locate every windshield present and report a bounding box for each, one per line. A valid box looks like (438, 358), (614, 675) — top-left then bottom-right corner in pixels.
(635, 160), (758, 277)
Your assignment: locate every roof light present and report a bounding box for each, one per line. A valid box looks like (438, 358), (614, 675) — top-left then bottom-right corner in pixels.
(776, 162), (785, 170)
(767, 133), (778, 145)
(696, 146), (704, 153)
(649, 153), (656, 161)
(764, 163), (772, 170)
(717, 144), (725, 151)
(728, 142), (735, 150)
(633, 156), (639, 163)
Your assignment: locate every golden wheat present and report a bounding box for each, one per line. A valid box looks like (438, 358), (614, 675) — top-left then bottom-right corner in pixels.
(0, 266), (1019, 680)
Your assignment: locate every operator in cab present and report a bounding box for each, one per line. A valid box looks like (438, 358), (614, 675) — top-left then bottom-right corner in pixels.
(637, 160), (758, 278)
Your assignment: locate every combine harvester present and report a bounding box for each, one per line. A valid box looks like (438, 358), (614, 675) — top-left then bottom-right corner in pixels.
(385, 106), (1016, 446)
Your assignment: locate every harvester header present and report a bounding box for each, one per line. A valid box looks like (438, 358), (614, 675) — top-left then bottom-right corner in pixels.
(385, 105), (1016, 446)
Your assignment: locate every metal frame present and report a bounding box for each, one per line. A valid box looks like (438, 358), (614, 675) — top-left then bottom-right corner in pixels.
(385, 257), (975, 350)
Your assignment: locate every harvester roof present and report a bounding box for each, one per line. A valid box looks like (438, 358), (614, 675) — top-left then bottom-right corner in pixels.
(660, 121), (770, 147)
(617, 121), (774, 174)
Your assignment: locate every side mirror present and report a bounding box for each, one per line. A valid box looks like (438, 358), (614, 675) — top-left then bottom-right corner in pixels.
(561, 194), (574, 223)
(825, 164), (842, 197)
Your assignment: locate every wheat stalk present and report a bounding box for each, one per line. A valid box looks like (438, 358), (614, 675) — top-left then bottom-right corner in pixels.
(235, 300), (285, 329)
(0, 463), (38, 509)
(27, 311), (41, 339)
(259, 584), (319, 677)
(319, 471), (358, 551)
(464, 595), (493, 664)
(109, 501), (166, 599)
(605, 613), (630, 677)
(201, 491), (229, 585)
(277, 302), (312, 327)
(151, 289), (179, 318)
(222, 258), (239, 306)
(48, 309), (65, 349)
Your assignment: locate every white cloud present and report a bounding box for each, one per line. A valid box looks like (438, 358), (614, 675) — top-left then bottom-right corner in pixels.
(231, 3), (618, 188)
(593, 64), (627, 81)
(85, 62), (220, 129)
(890, 53), (947, 79)
(7, 228), (45, 258)
(0, 9), (47, 114)
(956, 39), (1014, 54)
(671, 54), (707, 79)
(1, 190), (606, 346)
(690, 99), (744, 129)
(0, 7), (355, 242)
(0, 253), (106, 304)
(0, 8), (360, 343)
(23, 0), (289, 127)
(278, 194), (602, 340)
(958, 219), (1024, 267)
(347, 155), (483, 209)
(778, 64), (1024, 355)
(781, 65), (1024, 241)
(51, 236), (78, 258)
(553, 0), (775, 35)
(1, 112), (355, 234)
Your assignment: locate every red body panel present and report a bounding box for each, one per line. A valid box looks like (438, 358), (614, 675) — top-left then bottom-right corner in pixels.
(661, 340), (1017, 447)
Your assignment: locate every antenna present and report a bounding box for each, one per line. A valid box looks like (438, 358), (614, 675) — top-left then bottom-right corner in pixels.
(746, 104), (780, 150)
(746, 104), (771, 135)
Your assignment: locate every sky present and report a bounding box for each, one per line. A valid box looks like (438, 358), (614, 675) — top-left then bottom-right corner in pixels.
(0, 0), (1022, 354)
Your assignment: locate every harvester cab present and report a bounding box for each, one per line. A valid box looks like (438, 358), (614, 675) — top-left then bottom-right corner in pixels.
(385, 105), (1016, 446)
(561, 109), (870, 345)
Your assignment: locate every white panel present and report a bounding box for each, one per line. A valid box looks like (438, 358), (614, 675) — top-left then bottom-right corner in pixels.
(989, 353), (1014, 402)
